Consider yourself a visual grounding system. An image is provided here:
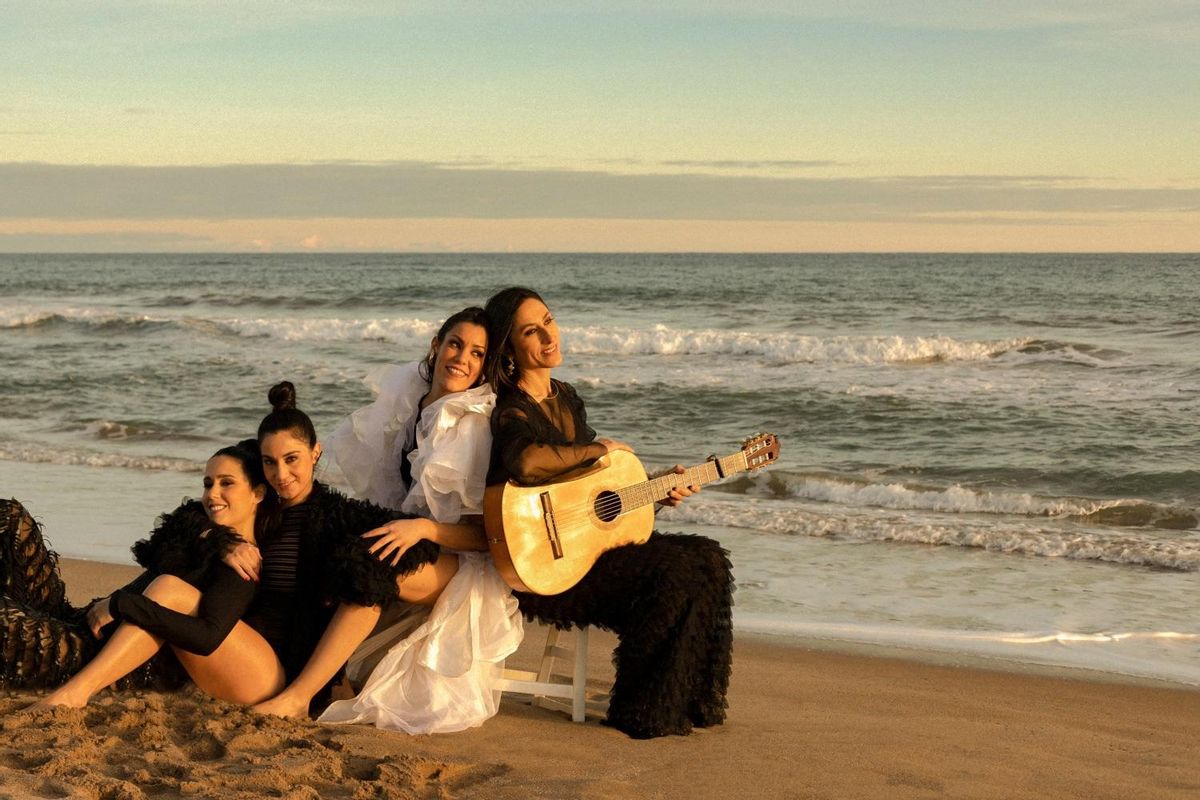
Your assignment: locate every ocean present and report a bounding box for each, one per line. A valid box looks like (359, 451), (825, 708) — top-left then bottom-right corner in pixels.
(2, 253), (1198, 685)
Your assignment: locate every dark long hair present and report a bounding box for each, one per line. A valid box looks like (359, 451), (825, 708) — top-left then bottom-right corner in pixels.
(483, 287), (546, 394)
(418, 306), (490, 384)
(209, 438), (278, 540)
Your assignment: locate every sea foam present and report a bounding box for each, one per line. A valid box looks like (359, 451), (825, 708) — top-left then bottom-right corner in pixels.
(660, 496), (1200, 572)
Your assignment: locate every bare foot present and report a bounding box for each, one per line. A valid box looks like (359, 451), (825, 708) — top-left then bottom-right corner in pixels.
(251, 692), (309, 719)
(26, 689), (88, 711)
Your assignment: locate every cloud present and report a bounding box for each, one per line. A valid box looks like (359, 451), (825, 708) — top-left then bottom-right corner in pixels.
(659, 160), (841, 169)
(1, 161), (1197, 223)
(0, 229), (214, 252)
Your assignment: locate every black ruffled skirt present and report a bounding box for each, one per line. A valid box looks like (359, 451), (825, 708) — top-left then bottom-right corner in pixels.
(514, 531), (734, 739)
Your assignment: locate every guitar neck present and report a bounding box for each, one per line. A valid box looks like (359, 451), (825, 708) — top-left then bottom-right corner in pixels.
(616, 450), (748, 512)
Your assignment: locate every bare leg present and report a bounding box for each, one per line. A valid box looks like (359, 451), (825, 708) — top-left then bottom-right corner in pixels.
(36, 575), (283, 709)
(35, 576), (186, 708)
(396, 551), (459, 606)
(252, 602), (381, 719)
(174, 622), (286, 705)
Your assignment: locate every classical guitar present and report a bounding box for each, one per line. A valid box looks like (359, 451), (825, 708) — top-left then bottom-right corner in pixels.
(484, 433), (781, 595)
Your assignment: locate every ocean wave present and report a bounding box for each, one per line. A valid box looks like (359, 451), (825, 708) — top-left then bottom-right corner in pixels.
(217, 316), (436, 343)
(81, 420), (212, 443)
(0, 307), (172, 333)
(0, 306), (1136, 370)
(0, 306), (439, 345)
(1007, 339), (1131, 365)
(718, 472), (1198, 530)
(565, 324), (1028, 364)
(0, 441), (201, 473)
(661, 497), (1200, 572)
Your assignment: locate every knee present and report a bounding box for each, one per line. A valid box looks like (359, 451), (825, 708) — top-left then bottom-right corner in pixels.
(396, 552), (459, 606)
(143, 574), (201, 612)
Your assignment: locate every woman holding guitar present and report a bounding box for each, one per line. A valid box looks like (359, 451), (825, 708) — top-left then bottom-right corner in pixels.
(483, 287), (734, 739)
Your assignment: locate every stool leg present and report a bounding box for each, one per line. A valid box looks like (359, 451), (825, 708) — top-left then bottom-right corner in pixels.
(571, 626), (589, 722)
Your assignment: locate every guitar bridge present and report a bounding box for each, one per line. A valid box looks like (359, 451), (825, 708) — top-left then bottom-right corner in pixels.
(539, 491), (564, 560)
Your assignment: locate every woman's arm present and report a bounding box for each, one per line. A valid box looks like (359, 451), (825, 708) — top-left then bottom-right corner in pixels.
(492, 404), (620, 485)
(103, 565), (255, 656)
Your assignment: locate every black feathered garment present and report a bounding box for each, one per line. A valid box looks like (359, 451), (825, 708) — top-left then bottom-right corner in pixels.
(245, 481), (439, 710)
(0, 497), (242, 690)
(488, 381), (734, 739)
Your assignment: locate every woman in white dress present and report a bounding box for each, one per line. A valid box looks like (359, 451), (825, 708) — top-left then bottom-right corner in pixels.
(318, 306), (523, 733)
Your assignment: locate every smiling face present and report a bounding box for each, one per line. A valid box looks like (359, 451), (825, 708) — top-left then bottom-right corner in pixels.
(508, 298), (562, 372)
(202, 455), (265, 538)
(428, 321), (488, 401)
(260, 429), (321, 508)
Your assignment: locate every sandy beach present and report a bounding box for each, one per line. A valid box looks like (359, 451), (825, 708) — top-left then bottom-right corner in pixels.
(0, 558), (1195, 799)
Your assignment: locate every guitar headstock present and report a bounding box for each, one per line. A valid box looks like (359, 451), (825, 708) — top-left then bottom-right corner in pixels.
(741, 432), (780, 471)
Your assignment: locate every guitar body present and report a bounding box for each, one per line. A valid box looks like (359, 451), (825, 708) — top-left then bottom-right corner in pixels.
(484, 450), (656, 595)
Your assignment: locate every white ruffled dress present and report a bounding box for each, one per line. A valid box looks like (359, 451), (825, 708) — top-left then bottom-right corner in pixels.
(317, 362), (523, 734)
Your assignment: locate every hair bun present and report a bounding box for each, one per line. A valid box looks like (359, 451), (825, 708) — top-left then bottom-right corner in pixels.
(268, 381), (297, 412)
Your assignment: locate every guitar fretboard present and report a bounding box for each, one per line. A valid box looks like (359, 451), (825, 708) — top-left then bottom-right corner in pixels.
(614, 450), (749, 512)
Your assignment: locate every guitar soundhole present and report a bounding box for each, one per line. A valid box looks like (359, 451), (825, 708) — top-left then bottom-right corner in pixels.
(593, 490), (622, 523)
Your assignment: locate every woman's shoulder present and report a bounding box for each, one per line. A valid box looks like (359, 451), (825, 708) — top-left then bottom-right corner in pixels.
(308, 481), (395, 526)
(425, 382), (495, 424)
(367, 361), (427, 398)
(346, 361), (429, 433)
(145, 499), (211, 538)
(552, 379), (587, 411)
(553, 378), (579, 397)
(131, 500), (241, 576)
(308, 480), (351, 510)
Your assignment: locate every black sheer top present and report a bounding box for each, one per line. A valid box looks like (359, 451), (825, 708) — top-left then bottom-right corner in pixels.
(488, 380), (607, 486)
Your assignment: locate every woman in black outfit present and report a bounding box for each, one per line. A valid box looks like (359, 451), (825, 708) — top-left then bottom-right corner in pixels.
(483, 287), (734, 739)
(223, 381), (453, 718)
(4, 440), (278, 706)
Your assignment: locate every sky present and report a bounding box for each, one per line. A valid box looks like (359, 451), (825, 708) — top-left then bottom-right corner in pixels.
(1, 1), (1198, 252)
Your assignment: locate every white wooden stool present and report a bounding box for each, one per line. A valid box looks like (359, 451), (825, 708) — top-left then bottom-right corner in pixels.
(497, 626), (609, 722)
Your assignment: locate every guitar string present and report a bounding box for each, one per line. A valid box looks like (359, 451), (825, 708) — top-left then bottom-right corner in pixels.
(523, 445), (767, 529)
(514, 445), (772, 543)
(545, 454), (753, 526)
(539, 464), (724, 530)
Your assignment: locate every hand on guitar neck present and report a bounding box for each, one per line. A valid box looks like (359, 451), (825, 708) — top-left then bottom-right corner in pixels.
(600, 439), (698, 508)
(652, 464), (701, 508)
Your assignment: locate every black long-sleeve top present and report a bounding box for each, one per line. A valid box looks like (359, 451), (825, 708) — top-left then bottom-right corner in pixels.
(487, 379), (605, 486)
(103, 500), (253, 656)
(108, 564), (254, 656)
